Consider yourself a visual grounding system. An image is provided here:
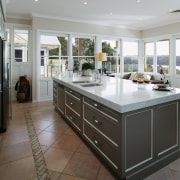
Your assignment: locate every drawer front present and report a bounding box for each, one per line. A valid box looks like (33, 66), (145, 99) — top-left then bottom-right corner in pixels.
(53, 83), (57, 105)
(53, 81), (58, 88)
(83, 97), (119, 120)
(66, 93), (81, 115)
(65, 106), (82, 132)
(65, 87), (81, 99)
(83, 104), (119, 145)
(84, 122), (119, 169)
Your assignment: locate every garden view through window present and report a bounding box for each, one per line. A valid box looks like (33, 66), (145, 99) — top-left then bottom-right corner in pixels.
(40, 35), (68, 77)
(102, 39), (120, 73)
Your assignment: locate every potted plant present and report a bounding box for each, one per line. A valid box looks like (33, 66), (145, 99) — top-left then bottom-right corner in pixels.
(82, 62), (95, 76)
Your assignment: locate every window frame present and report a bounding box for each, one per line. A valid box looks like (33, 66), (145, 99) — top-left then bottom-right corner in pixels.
(122, 39), (140, 73)
(143, 38), (170, 74)
(101, 38), (121, 73)
(71, 35), (95, 72)
(13, 28), (29, 63)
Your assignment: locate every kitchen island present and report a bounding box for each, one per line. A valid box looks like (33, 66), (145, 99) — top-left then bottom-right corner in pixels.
(53, 75), (180, 179)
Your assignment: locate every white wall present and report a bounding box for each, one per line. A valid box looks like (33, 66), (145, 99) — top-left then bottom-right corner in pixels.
(141, 22), (180, 39)
(32, 17), (140, 38)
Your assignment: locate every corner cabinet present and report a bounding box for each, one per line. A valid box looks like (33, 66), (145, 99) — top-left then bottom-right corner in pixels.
(53, 80), (180, 180)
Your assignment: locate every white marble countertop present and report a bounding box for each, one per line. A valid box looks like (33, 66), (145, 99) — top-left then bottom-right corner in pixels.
(53, 74), (180, 113)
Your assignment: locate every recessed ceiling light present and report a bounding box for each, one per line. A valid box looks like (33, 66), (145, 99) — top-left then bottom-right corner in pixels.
(34, 0), (38, 2)
(110, 12), (113, 15)
(137, 0), (141, 3)
(84, 2), (87, 5)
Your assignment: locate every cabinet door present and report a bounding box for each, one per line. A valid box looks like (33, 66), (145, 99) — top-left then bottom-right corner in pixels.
(57, 84), (65, 114)
(156, 101), (179, 157)
(125, 109), (153, 172)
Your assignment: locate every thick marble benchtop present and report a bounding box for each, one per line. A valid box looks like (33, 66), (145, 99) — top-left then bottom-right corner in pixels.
(53, 75), (180, 113)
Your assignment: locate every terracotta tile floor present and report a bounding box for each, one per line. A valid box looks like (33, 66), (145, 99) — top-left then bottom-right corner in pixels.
(0, 101), (180, 180)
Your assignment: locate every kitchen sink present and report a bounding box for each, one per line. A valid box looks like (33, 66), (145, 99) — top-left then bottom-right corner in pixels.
(80, 83), (103, 87)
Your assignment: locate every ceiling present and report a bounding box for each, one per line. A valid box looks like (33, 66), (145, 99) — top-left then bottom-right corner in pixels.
(5, 0), (180, 30)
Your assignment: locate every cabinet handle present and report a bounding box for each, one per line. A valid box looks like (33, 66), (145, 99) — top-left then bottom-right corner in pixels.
(94, 119), (102, 125)
(94, 103), (98, 107)
(94, 139), (99, 144)
(69, 90), (73, 93)
(70, 102), (74, 105)
(69, 116), (73, 120)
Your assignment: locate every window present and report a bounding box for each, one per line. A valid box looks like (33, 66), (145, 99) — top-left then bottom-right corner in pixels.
(156, 40), (170, 74)
(144, 42), (154, 72)
(14, 29), (28, 62)
(144, 39), (170, 74)
(102, 39), (120, 73)
(175, 38), (180, 74)
(15, 48), (23, 62)
(123, 41), (139, 72)
(72, 36), (95, 71)
(40, 34), (68, 77)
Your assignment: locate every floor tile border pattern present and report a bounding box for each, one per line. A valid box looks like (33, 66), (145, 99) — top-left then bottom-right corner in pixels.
(24, 110), (51, 180)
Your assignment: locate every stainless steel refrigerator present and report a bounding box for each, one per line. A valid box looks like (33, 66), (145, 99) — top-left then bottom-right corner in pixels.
(0, 38), (11, 132)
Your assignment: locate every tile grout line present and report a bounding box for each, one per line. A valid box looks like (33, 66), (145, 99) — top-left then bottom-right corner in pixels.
(24, 110), (51, 180)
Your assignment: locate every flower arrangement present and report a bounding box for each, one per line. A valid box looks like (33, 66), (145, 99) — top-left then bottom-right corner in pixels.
(81, 59), (95, 76)
(82, 62), (95, 70)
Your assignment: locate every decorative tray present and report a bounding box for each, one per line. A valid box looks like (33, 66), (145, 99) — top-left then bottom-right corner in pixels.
(152, 86), (174, 91)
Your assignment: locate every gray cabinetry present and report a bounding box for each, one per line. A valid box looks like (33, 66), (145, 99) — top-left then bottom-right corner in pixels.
(53, 80), (180, 179)
(155, 102), (179, 157)
(83, 97), (121, 171)
(123, 101), (180, 179)
(53, 81), (65, 115)
(124, 108), (153, 173)
(53, 81), (58, 107)
(57, 84), (65, 115)
(65, 87), (82, 132)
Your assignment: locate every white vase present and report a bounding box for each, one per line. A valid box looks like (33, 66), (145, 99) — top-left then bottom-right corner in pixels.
(82, 69), (92, 76)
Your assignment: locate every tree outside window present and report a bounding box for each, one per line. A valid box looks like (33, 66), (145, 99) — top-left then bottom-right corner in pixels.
(102, 40), (120, 73)
(72, 37), (95, 72)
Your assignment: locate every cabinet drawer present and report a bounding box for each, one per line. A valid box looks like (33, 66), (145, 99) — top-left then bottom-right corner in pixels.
(53, 82), (58, 88)
(83, 104), (119, 145)
(65, 106), (82, 132)
(65, 93), (81, 115)
(65, 87), (81, 99)
(84, 122), (119, 169)
(83, 97), (119, 121)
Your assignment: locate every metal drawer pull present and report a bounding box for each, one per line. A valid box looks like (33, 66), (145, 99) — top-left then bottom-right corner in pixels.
(70, 116), (73, 120)
(94, 103), (98, 107)
(70, 102), (74, 105)
(94, 139), (99, 145)
(69, 90), (73, 93)
(94, 119), (102, 125)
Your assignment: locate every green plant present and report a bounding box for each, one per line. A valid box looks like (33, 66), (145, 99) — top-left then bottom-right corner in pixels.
(82, 62), (95, 70)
